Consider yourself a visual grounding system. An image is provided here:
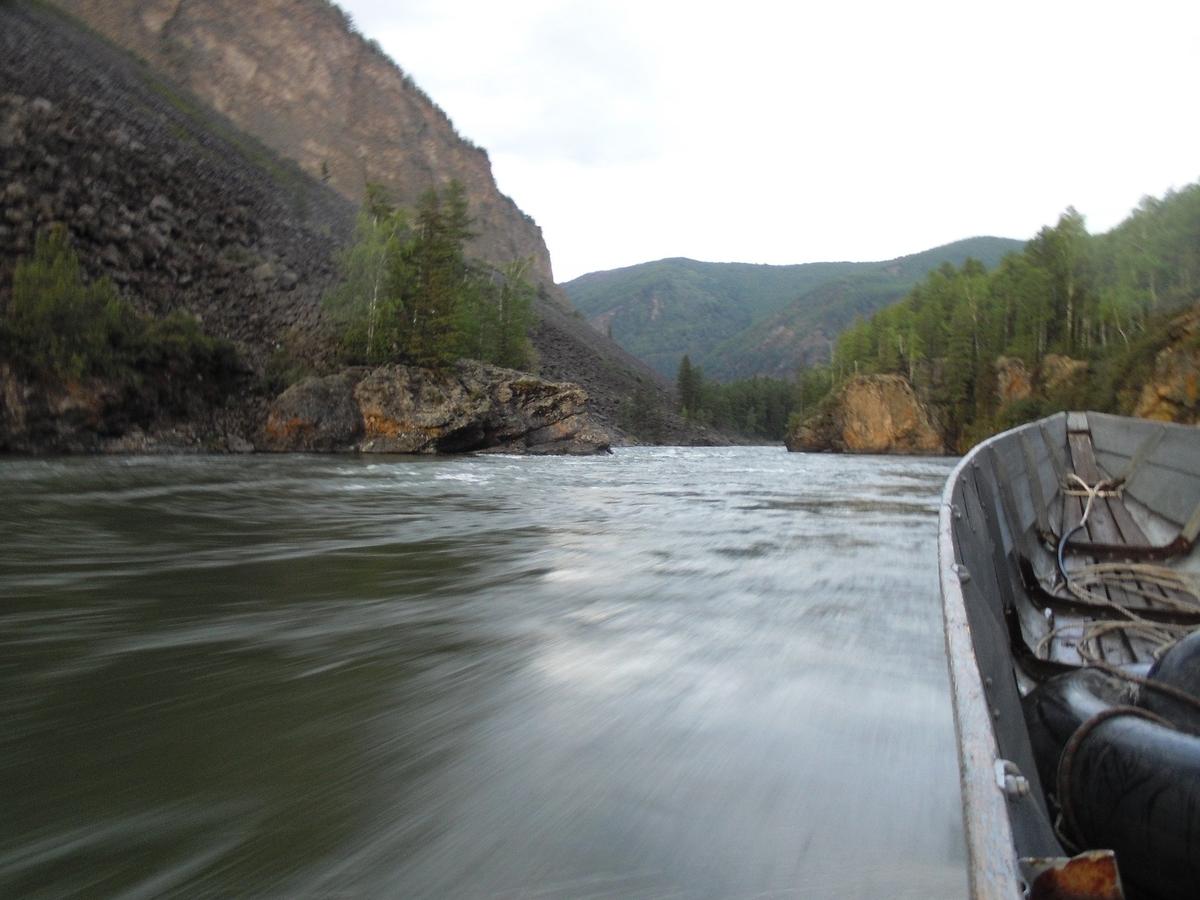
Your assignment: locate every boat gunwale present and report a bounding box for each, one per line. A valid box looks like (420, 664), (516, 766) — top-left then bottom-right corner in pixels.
(939, 417), (1045, 900)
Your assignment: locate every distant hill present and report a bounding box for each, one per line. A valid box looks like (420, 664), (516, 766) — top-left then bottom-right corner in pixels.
(563, 236), (1023, 380)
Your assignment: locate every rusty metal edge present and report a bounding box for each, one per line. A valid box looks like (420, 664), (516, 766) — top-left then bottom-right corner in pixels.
(939, 420), (1042, 899)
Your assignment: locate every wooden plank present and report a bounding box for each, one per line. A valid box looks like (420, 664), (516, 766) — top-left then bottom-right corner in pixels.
(1039, 423), (1069, 486)
(1063, 427), (1139, 663)
(1019, 433), (1050, 537)
(1066, 411), (1090, 433)
(1067, 433), (1123, 542)
(1067, 432), (1103, 482)
(1105, 495), (1151, 546)
(1066, 428), (1164, 631)
(1123, 460), (1200, 529)
(1066, 430), (1151, 550)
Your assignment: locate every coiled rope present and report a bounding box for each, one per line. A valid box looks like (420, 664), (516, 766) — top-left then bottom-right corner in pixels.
(1037, 474), (1200, 665)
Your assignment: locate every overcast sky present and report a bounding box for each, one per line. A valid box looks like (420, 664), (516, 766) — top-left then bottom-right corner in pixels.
(338, 0), (1199, 283)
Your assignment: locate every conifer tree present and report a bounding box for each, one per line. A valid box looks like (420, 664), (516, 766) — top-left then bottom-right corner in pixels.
(396, 182), (475, 368)
(676, 354), (702, 417)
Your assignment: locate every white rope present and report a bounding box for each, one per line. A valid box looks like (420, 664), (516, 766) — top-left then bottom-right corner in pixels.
(1037, 474), (1200, 664)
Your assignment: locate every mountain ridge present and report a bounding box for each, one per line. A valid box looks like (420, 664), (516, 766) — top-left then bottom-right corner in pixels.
(563, 236), (1023, 380)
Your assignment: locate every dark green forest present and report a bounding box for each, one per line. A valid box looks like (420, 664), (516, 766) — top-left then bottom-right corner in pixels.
(565, 237), (1021, 380)
(817, 183), (1200, 447)
(323, 181), (536, 372)
(673, 354), (795, 440)
(673, 183), (1200, 446)
(1, 227), (240, 408)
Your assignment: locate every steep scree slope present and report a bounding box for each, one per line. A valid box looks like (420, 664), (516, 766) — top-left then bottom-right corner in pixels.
(1, 2), (695, 443)
(1, 2), (351, 373)
(48, 0), (556, 286)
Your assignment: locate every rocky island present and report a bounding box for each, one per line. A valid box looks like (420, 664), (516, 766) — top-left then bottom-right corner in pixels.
(263, 363), (611, 455)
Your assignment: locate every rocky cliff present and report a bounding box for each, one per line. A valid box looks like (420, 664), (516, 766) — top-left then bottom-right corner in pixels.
(786, 374), (945, 455)
(1134, 304), (1200, 424)
(49, 0), (555, 285)
(2, 2), (696, 450)
(261, 362), (611, 455)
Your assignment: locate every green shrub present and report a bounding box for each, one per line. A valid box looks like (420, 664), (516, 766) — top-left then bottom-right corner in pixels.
(6, 228), (134, 379)
(4, 228), (241, 405)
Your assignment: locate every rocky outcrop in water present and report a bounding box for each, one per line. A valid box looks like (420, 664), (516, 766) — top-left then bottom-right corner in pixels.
(786, 374), (944, 454)
(261, 363), (612, 455)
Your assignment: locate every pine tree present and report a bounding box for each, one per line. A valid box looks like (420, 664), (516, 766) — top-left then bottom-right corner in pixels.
(391, 182), (476, 368)
(676, 354), (702, 417)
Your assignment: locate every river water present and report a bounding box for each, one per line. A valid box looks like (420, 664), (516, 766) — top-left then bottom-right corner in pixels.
(0, 447), (966, 898)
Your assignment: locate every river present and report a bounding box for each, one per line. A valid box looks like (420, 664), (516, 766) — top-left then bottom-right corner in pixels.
(0, 447), (966, 898)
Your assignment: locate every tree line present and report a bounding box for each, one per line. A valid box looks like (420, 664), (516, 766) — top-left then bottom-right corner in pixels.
(668, 181), (1199, 446)
(676, 354), (796, 440)
(809, 182), (1200, 447)
(323, 181), (536, 371)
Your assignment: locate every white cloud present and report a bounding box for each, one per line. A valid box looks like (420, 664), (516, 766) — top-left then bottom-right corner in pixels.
(339, 0), (1200, 281)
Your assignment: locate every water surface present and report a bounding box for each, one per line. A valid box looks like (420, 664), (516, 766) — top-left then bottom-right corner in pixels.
(0, 447), (965, 898)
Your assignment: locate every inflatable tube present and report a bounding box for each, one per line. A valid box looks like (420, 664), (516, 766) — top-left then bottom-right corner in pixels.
(1024, 665), (1200, 899)
(1059, 711), (1200, 899)
(1140, 630), (1200, 734)
(1023, 668), (1124, 794)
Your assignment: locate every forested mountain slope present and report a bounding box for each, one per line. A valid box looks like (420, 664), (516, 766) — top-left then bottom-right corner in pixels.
(815, 184), (1200, 449)
(563, 237), (1021, 380)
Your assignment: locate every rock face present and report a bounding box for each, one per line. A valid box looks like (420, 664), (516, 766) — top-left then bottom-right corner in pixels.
(995, 356), (1033, 405)
(261, 363), (612, 455)
(1134, 305), (1200, 424)
(1040, 354), (1087, 392)
(0, 363), (259, 454)
(786, 374), (944, 454)
(0, 4), (350, 374)
(260, 371), (364, 452)
(49, 0), (555, 285)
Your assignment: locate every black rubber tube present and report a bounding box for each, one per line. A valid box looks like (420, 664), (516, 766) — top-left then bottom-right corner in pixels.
(1060, 713), (1200, 900)
(1057, 521), (1086, 585)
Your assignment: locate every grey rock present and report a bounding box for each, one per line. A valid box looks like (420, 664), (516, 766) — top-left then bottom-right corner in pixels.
(149, 194), (174, 217)
(261, 362), (612, 456)
(259, 372), (365, 452)
(251, 261), (277, 283)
